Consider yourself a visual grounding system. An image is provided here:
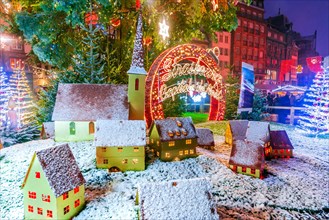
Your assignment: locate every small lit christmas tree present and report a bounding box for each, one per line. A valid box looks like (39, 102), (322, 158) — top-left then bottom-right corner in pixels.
(0, 67), (9, 132)
(298, 65), (329, 137)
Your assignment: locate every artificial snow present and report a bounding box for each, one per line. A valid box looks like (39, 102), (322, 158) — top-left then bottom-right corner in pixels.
(0, 123), (328, 219)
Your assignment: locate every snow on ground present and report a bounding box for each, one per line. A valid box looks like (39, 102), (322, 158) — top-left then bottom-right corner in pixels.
(0, 123), (328, 219)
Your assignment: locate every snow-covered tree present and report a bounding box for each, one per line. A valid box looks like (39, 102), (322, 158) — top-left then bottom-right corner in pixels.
(0, 67), (9, 132)
(298, 65), (329, 137)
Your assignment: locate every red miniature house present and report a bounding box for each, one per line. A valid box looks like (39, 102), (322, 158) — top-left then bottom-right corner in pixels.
(269, 130), (294, 159)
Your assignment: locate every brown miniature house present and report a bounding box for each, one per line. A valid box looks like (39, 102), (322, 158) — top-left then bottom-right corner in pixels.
(269, 130), (294, 159)
(40, 122), (55, 139)
(95, 120), (146, 172)
(225, 120), (249, 146)
(196, 128), (215, 150)
(21, 144), (86, 219)
(136, 178), (219, 220)
(229, 140), (265, 179)
(148, 117), (198, 161)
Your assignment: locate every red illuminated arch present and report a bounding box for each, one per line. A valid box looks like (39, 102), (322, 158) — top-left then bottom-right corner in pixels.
(145, 44), (226, 127)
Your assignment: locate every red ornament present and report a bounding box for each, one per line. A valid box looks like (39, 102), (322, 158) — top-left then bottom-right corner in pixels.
(85, 12), (99, 25)
(110, 18), (121, 28)
(136, 0), (141, 10)
(143, 36), (153, 47)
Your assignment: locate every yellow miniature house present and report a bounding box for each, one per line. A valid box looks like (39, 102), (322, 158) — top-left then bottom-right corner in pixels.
(21, 144), (86, 219)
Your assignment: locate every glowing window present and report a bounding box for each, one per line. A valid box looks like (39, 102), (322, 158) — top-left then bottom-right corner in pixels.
(63, 192), (69, 200)
(118, 147), (123, 152)
(74, 199), (80, 208)
(184, 150), (188, 155)
(37, 207), (43, 215)
(181, 129), (187, 136)
(134, 147), (139, 152)
(156, 151), (160, 156)
(168, 130), (174, 137)
(42, 194), (50, 202)
(165, 152), (170, 158)
(242, 167), (246, 172)
(135, 78), (139, 91)
(232, 165), (237, 171)
(74, 186), (79, 194)
(122, 159), (128, 164)
(175, 130), (181, 136)
(176, 120), (182, 127)
(132, 159), (139, 164)
(35, 172), (40, 178)
(168, 141), (175, 147)
(179, 151), (183, 156)
(251, 169), (256, 174)
(151, 139), (154, 144)
(47, 210), (53, 218)
(103, 159), (108, 164)
(28, 205), (33, 213)
(89, 122), (95, 134)
(28, 191), (36, 199)
(186, 139), (192, 144)
(101, 147), (106, 152)
(69, 122), (76, 135)
(64, 205), (70, 215)
(190, 149), (194, 154)
(157, 141), (160, 146)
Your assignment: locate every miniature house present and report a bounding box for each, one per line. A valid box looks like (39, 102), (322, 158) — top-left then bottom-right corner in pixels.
(40, 122), (54, 139)
(229, 140), (265, 179)
(136, 178), (219, 220)
(245, 121), (270, 144)
(21, 144), (86, 219)
(148, 117), (198, 161)
(52, 83), (129, 142)
(196, 128), (215, 150)
(269, 130), (294, 159)
(95, 120), (146, 172)
(225, 120), (249, 146)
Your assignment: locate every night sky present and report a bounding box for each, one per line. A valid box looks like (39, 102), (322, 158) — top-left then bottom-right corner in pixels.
(264, 0), (329, 57)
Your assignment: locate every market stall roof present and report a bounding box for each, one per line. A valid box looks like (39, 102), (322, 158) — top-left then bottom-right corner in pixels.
(272, 85), (307, 93)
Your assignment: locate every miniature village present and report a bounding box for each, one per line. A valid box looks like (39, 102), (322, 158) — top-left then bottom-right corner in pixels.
(1, 11), (329, 220)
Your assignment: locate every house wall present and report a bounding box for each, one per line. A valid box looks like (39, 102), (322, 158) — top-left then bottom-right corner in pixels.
(271, 148), (293, 158)
(148, 125), (161, 152)
(158, 138), (198, 162)
(128, 74), (146, 120)
(56, 185), (85, 220)
(54, 121), (95, 142)
(96, 146), (145, 171)
(225, 124), (233, 146)
(23, 158), (57, 219)
(229, 164), (262, 178)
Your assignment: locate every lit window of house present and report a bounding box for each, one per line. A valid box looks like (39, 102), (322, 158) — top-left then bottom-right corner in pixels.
(74, 199), (80, 208)
(37, 207), (43, 215)
(165, 152), (170, 158)
(63, 192), (69, 200)
(156, 151), (160, 157)
(28, 191), (36, 199)
(232, 165), (237, 171)
(168, 130), (174, 137)
(89, 122), (95, 134)
(186, 139), (192, 144)
(69, 122), (76, 135)
(28, 205), (33, 213)
(134, 147), (139, 152)
(157, 141), (160, 146)
(35, 172), (40, 178)
(132, 159), (139, 164)
(181, 129), (187, 136)
(74, 186), (79, 194)
(135, 78), (139, 91)
(151, 139), (154, 144)
(175, 130), (181, 136)
(242, 167), (246, 172)
(184, 150), (189, 155)
(103, 159), (108, 164)
(190, 149), (194, 154)
(118, 147), (123, 152)
(47, 210), (53, 218)
(176, 120), (182, 127)
(251, 169), (256, 174)
(42, 194), (50, 202)
(122, 159), (128, 164)
(101, 147), (106, 152)
(168, 141), (175, 147)
(179, 151), (183, 156)
(64, 205), (70, 215)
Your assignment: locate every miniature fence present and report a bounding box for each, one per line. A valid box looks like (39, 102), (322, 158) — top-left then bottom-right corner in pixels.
(266, 106), (306, 125)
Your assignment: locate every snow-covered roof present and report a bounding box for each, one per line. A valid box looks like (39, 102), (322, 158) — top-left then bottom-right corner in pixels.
(270, 130), (294, 149)
(229, 120), (249, 141)
(138, 178), (219, 220)
(196, 128), (215, 147)
(41, 122), (54, 139)
(94, 120), (146, 147)
(246, 121), (270, 144)
(153, 117), (197, 141)
(127, 12), (146, 75)
(22, 144), (85, 197)
(52, 83), (129, 121)
(229, 140), (264, 170)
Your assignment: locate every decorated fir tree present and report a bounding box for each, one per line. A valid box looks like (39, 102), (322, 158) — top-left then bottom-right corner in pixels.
(0, 67), (10, 132)
(298, 65), (329, 137)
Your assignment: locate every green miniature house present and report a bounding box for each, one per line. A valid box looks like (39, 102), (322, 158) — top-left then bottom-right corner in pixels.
(52, 83), (129, 142)
(95, 120), (146, 172)
(21, 144), (86, 219)
(148, 117), (198, 162)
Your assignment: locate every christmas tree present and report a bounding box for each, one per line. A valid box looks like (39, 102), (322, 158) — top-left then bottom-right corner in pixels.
(0, 67), (9, 132)
(298, 65), (329, 137)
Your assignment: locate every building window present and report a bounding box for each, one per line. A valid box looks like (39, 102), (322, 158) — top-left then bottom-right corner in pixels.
(151, 139), (154, 144)
(165, 152), (170, 158)
(132, 159), (139, 164)
(219, 35), (223, 42)
(28, 205), (33, 213)
(74, 186), (79, 194)
(190, 149), (194, 154)
(101, 147), (106, 152)
(69, 122), (76, 135)
(176, 120), (182, 127)
(169, 141), (175, 147)
(251, 168), (256, 174)
(47, 210), (53, 218)
(10, 58), (24, 70)
(224, 36), (228, 43)
(74, 199), (80, 208)
(37, 207), (43, 215)
(64, 205), (70, 215)
(168, 130), (174, 137)
(42, 194), (50, 202)
(118, 147), (123, 152)
(35, 172), (40, 178)
(134, 147), (139, 152)
(157, 141), (160, 146)
(186, 139), (192, 144)
(232, 165), (237, 171)
(135, 78), (139, 91)
(280, 149), (284, 154)
(156, 151), (160, 157)
(103, 159), (108, 164)
(89, 122), (95, 134)
(63, 192), (69, 200)
(175, 130), (181, 136)
(242, 167), (247, 172)
(184, 150), (189, 155)
(181, 129), (187, 136)
(28, 191), (36, 199)
(179, 151), (183, 156)
(122, 159), (128, 164)
(224, 48), (228, 56)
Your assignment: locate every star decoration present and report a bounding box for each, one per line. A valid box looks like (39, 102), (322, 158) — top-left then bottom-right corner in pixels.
(159, 19), (169, 41)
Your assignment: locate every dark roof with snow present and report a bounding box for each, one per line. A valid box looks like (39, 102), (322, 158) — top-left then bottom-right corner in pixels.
(127, 12), (146, 75)
(52, 83), (129, 121)
(152, 117), (197, 141)
(35, 144), (85, 197)
(138, 178), (219, 220)
(270, 130), (294, 150)
(196, 128), (215, 147)
(229, 140), (264, 170)
(94, 120), (146, 147)
(229, 120), (249, 141)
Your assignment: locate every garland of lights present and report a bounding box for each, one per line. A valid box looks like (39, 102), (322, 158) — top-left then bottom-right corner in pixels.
(145, 44), (226, 127)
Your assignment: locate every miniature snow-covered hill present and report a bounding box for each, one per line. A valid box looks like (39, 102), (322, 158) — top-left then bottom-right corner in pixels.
(0, 123), (328, 219)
